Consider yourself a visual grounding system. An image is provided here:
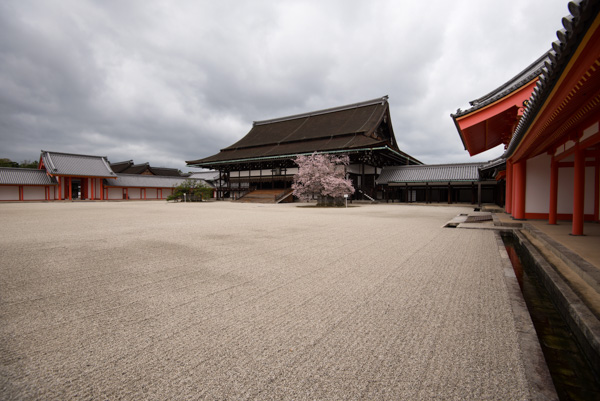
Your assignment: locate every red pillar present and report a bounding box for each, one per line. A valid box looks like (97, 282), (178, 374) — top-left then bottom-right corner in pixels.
(19, 186), (23, 201)
(68, 177), (72, 200)
(549, 158), (558, 225)
(100, 180), (104, 200)
(572, 143), (585, 235)
(594, 160), (599, 222)
(513, 160), (526, 220)
(505, 160), (513, 214)
(125, 188), (128, 200)
(91, 178), (95, 200)
(58, 177), (63, 200)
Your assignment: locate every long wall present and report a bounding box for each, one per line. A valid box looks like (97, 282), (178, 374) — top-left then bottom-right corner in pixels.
(0, 185), (53, 201)
(525, 153), (597, 219)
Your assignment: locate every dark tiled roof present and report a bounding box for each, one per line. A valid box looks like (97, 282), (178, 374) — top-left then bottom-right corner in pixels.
(504, 0), (600, 158)
(111, 161), (183, 176)
(187, 96), (414, 166)
(105, 174), (209, 188)
(0, 167), (57, 185)
(41, 150), (116, 178)
(119, 163), (151, 174)
(147, 167), (183, 177)
(480, 158), (506, 171)
(109, 160), (134, 173)
(376, 163), (483, 184)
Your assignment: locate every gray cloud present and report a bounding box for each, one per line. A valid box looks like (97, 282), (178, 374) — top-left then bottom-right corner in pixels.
(0, 0), (569, 170)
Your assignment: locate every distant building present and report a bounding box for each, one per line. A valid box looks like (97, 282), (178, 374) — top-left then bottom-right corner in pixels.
(186, 96), (422, 200)
(0, 150), (208, 201)
(376, 162), (502, 206)
(109, 160), (184, 177)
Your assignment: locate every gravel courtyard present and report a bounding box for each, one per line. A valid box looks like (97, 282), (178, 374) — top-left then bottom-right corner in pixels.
(0, 201), (532, 400)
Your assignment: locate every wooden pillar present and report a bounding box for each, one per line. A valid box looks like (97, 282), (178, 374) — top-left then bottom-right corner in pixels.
(100, 179), (104, 200)
(18, 185), (23, 201)
(506, 160), (513, 214)
(361, 163), (365, 200)
(58, 177), (62, 200)
(218, 170), (222, 200)
(91, 178), (95, 200)
(477, 181), (482, 209)
(513, 160), (526, 220)
(447, 183), (451, 204)
(125, 187), (128, 200)
(572, 143), (585, 235)
(594, 159), (599, 222)
(68, 177), (72, 200)
(549, 158), (558, 225)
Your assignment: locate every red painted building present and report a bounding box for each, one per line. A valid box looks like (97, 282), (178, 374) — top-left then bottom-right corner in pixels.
(0, 150), (210, 201)
(452, 1), (600, 235)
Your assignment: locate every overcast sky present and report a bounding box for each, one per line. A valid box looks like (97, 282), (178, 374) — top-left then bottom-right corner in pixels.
(1, 0), (569, 171)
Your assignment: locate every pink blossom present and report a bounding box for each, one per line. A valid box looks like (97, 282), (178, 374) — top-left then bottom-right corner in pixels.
(292, 152), (355, 205)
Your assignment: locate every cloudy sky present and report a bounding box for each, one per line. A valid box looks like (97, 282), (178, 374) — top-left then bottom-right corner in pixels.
(1, 0), (569, 171)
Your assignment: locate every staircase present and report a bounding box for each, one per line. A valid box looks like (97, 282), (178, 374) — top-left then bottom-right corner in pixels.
(236, 189), (294, 204)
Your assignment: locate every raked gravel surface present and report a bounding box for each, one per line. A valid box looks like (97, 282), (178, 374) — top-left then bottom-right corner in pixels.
(0, 201), (531, 400)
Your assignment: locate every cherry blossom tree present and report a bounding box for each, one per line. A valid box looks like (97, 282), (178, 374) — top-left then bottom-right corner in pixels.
(292, 152), (355, 206)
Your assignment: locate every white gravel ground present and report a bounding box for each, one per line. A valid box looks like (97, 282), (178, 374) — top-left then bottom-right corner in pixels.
(0, 201), (532, 400)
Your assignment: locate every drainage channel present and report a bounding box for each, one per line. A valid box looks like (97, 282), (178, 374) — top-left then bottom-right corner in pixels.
(501, 232), (600, 400)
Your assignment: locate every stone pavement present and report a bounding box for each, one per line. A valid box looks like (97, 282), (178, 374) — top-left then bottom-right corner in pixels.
(0, 202), (549, 400)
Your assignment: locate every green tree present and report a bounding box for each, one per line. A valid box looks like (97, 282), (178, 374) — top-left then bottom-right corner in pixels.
(19, 160), (39, 169)
(0, 158), (39, 168)
(167, 179), (213, 201)
(0, 158), (19, 167)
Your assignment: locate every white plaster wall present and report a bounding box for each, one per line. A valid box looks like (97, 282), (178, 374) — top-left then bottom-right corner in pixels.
(585, 166), (595, 214)
(525, 154), (550, 213)
(0, 186), (19, 200)
(23, 186), (45, 200)
(146, 188), (158, 199)
(558, 167), (574, 214)
(129, 188), (142, 199)
(106, 188), (122, 200)
(556, 166), (595, 214)
(92, 179), (102, 199)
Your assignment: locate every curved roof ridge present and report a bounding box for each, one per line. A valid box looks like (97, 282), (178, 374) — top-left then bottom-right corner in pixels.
(469, 51), (550, 106)
(253, 96), (388, 126)
(391, 162), (485, 168)
(503, 0), (600, 159)
(41, 149), (109, 159)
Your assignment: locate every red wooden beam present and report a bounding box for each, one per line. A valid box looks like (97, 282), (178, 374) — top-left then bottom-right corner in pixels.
(549, 159), (558, 225)
(572, 143), (585, 235)
(513, 160), (526, 219)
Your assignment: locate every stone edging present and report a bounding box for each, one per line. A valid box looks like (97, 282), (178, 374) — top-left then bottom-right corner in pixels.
(513, 229), (600, 379)
(495, 231), (558, 401)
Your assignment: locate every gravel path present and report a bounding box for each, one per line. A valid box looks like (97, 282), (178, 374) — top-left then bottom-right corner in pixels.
(0, 201), (531, 400)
